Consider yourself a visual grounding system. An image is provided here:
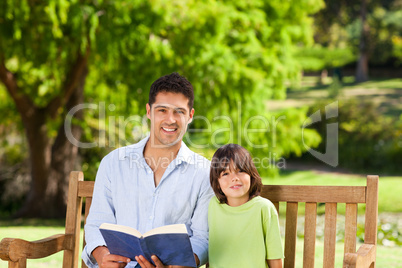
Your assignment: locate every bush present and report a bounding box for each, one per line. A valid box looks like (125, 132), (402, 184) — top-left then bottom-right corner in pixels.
(306, 99), (402, 174)
(295, 46), (357, 72)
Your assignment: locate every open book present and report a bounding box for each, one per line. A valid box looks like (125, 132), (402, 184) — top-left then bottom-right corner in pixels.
(99, 223), (196, 267)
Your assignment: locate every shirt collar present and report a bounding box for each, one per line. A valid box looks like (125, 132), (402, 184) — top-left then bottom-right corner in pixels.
(175, 141), (195, 165)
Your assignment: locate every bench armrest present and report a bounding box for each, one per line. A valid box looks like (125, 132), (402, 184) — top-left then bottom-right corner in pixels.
(0, 234), (73, 262)
(343, 244), (376, 268)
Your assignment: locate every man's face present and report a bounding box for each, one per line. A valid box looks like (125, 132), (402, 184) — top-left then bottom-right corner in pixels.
(146, 92), (194, 148)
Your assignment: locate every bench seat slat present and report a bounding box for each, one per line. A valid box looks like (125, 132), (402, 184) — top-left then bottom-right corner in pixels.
(284, 202), (298, 268)
(324, 203), (337, 268)
(344, 203), (358, 254)
(303, 202), (317, 268)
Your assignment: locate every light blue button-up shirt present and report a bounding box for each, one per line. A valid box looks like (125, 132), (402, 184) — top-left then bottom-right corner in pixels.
(82, 137), (213, 267)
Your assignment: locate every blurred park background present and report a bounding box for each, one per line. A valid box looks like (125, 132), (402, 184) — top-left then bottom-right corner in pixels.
(0, 0), (401, 267)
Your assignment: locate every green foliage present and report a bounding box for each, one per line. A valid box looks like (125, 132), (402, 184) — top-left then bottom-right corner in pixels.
(295, 46), (356, 72)
(307, 99), (402, 174)
(0, 0), (325, 184)
(312, 1), (402, 67)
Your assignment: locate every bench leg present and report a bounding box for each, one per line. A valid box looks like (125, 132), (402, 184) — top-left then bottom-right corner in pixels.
(8, 258), (26, 268)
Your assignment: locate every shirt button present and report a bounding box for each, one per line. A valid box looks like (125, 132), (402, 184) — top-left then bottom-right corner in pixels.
(149, 216), (154, 220)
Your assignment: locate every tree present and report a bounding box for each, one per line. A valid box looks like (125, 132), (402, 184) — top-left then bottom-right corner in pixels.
(312, 0), (402, 81)
(0, 0), (323, 218)
(355, 0), (370, 82)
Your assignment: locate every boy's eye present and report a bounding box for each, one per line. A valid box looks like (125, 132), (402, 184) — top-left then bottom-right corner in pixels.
(175, 110), (185, 114)
(221, 172), (229, 176)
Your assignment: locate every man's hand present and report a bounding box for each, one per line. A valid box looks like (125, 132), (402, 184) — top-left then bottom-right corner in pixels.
(135, 255), (193, 268)
(92, 246), (131, 268)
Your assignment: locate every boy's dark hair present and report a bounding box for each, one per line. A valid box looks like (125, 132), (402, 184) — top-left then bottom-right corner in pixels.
(149, 72), (194, 110)
(210, 144), (263, 204)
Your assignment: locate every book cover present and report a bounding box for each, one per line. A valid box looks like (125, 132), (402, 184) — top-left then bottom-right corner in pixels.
(99, 223), (197, 267)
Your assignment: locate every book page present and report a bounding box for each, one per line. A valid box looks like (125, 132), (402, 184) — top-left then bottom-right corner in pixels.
(143, 224), (188, 237)
(100, 223), (143, 238)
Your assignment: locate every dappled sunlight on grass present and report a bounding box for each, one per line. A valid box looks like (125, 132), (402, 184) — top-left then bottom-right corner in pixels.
(268, 77), (402, 115)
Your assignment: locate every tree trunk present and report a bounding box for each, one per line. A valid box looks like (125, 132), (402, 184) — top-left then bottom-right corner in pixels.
(13, 109), (52, 218)
(13, 66), (88, 218)
(356, 0), (369, 82)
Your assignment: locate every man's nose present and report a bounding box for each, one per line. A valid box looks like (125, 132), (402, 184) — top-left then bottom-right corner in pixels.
(165, 111), (177, 124)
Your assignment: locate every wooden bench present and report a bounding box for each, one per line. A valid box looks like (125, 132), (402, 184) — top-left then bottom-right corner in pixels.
(0, 171), (378, 268)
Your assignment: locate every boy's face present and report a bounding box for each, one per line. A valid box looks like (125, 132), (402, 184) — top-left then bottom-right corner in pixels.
(218, 162), (251, 207)
(146, 92), (194, 148)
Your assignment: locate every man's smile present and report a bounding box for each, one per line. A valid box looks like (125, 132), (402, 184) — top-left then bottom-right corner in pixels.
(161, 126), (178, 133)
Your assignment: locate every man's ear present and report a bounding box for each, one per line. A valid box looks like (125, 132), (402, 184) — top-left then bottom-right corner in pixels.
(188, 108), (195, 124)
(146, 103), (151, 120)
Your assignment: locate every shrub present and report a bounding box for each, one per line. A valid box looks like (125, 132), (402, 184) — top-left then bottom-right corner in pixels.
(306, 99), (402, 174)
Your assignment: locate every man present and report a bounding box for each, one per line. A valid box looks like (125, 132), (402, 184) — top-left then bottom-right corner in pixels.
(82, 73), (213, 268)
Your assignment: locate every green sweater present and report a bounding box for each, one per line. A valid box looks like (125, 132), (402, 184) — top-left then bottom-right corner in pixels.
(208, 196), (284, 268)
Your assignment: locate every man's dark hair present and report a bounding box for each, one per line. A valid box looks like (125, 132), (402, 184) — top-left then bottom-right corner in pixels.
(210, 144), (263, 204)
(149, 72), (194, 110)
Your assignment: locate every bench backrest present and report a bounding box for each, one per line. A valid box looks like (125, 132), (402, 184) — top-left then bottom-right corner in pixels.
(260, 175), (378, 268)
(65, 172), (378, 268)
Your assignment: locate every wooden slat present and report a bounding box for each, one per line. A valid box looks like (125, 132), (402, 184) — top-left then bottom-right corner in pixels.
(273, 202), (280, 214)
(82, 195), (93, 268)
(324, 203), (337, 268)
(344, 203), (358, 255)
(284, 202), (298, 268)
(261, 185), (366, 203)
(82, 197), (92, 251)
(84, 197), (93, 224)
(78, 181), (95, 197)
(364, 176), (379, 245)
(63, 171), (83, 268)
(303, 203), (317, 268)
